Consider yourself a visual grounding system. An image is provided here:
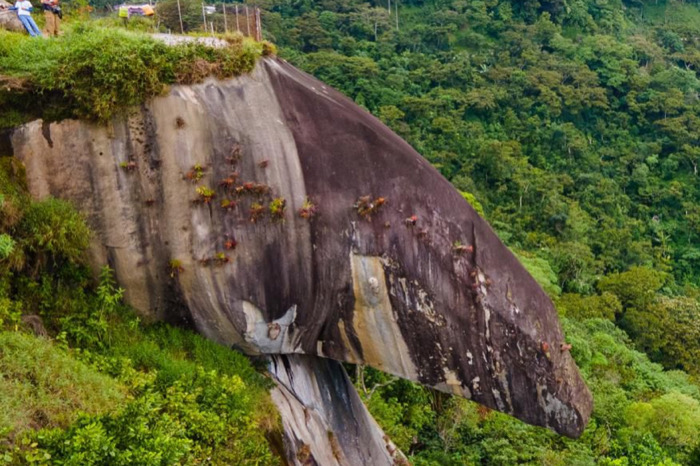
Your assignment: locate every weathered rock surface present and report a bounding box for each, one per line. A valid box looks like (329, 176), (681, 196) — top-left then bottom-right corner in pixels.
(0, 0), (24, 33)
(10, 57), (592, 450)
(270, 354), (404, 465)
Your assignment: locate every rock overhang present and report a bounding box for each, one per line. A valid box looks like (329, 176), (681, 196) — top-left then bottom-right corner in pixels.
(10, 56), (592, 438)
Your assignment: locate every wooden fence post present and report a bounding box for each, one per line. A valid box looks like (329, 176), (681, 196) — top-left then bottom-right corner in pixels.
(235, 4), (240, 32)
(245, 5), (251, 37)
(176, 0), (184, 33)
(255, 7), (261, 41)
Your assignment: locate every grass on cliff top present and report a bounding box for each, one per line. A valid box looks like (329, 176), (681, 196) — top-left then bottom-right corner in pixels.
(0, 24), (275, 127)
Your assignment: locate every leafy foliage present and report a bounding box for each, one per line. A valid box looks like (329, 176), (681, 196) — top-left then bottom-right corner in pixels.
(0, 25), (264, 124)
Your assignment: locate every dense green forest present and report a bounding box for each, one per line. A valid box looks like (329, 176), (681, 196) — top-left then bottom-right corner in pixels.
(0, 0), (699, 464)
(257, 0), (700, 464)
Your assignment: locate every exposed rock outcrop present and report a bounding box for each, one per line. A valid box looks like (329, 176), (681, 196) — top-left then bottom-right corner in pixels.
(11, 57), (593, 461)
(270, 355), (404, 465)
(0, 0), (24, 33)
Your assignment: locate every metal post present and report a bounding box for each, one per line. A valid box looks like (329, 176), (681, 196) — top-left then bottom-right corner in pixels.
(223, 3), (228, 33)
(202, 2), (207, 32)
(176, 0), (184, 33)
(245, 5), (251, 37)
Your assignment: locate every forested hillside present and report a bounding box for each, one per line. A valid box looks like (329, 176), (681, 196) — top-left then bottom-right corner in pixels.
(257, 0), (700, 463)
(1, 0), (699, 464)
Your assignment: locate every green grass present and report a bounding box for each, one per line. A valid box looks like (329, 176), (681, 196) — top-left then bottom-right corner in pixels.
(0, 314), (280, 464)
(0, 24), (270, 127)
(0, 332), (126, 436)
(102, 319), (271, 393)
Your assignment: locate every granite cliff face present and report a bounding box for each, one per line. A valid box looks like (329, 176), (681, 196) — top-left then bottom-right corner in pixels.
(11, 57), (593, 463)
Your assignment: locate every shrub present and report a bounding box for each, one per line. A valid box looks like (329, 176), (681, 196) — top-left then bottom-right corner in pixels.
(18, 198), (90, 269)
(513, 250), (562, 297)
(556, 291), (621, 321)
(0, 158), (27, 229)
(0, 233), (14, 260)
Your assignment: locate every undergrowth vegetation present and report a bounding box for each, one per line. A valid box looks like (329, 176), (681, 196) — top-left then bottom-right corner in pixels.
(0, 159), (280, 465)
(354, 316), (700, 465)
(0, 24), (270, 125)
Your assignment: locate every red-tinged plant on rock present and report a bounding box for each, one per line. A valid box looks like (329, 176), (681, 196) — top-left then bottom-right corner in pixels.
(452, 241), (474, 254)
(199, 257), (212, 266)
(269, 197), (286, 220)
(299, 198), (317, 219)
(249, 202), (266, 222)
(224, 239), (237, 250)
(220, 199), (237, 210)
(119, 160), (137, 171)
(405, 215), (418, 226)
(185, 164), (205, 182)
(541, 341), (551, 359)
(144, 198), (156, 206)
(453, 241), (473, 255)
(251, 183), (270, 196)
(195, 186), (215, 204)
(214, 252), (230, 265)
(258, 160), (269, 168)
(168, 259), (184, 277)
(219, 176), (237, 188)
(354, 195), (386, 219)
(227, 144), (242, 164)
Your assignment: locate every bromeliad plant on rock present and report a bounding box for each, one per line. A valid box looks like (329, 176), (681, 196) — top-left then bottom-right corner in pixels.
(186, 164), (206, 183)
(119, 161), (138, 172)
(269, 198), (286, 221)
(298, 197), (317, 219)
(354, 196), (386, 220)
(195, 186), (216, 204)
(219, 173), (238, 189)
(453, 241), (473, 255)
(249, 202), (266, 223)
(220, 199), (237, 211)
(168, 259), (185, 277)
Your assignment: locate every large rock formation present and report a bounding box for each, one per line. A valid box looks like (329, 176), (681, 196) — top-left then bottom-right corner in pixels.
(0, 0), (25, 33)
(10, 57), (593, 463)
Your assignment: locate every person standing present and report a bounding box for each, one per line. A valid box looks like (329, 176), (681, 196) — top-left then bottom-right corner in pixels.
(13, 0), (41, 37)
(41, 0), (59, 36)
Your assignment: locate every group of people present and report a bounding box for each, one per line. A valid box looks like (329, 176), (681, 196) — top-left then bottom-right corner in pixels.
(1, 0), (61, 37)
